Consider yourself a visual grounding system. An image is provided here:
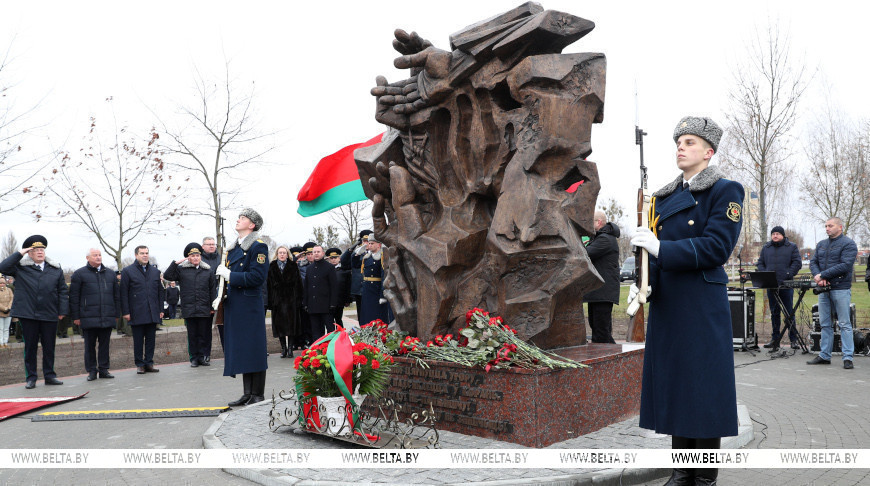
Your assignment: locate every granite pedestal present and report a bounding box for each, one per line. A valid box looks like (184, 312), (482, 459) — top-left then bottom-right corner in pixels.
(370, 344), (643, 447)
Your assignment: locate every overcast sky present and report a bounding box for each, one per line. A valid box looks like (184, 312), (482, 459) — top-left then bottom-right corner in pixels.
(1, 0), (868, 269)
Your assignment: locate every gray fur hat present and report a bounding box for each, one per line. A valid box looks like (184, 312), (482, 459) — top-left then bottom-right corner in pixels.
(673, 116), (722, 152)
(238, 208), (263, 231)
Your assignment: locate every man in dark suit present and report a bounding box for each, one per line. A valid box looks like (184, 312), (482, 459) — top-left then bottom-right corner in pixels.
(304, 245), (338, 339)
(0, 235), (69, 389)
(120, 245), (165, 374)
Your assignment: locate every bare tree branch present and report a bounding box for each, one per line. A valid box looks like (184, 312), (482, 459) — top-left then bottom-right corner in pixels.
(328, 201), (372, 246)
(40, 101), (186, 270)
(719, 21), (812, 245)
(800, 104), (869, 235)
(152, 59), (277, 254)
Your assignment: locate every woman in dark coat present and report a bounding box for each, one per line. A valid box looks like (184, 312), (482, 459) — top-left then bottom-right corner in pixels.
(630, 116), (743, 485)
(266, 246), (303, 358)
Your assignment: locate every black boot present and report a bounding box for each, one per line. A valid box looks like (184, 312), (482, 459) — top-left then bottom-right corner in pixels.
(228, 373), (253, 406)
(245, 371), (266, 405)
(693, 438), (721, 486)
(664, 469), (694, 486)
(280, 340), (288, 358)
(693, 468), (718, 486)
(666, 436), (694, 485)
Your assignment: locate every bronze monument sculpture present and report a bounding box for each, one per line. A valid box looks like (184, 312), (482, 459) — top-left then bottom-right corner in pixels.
(355, 2), (606, 349)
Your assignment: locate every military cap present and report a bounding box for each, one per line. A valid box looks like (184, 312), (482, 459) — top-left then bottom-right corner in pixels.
(367, 233), (380, 244)
(301, 242), (316, 252)
(289, 246), (303, 257)
(22, 235), (48, 249)
(238, 208), (264, 231)
(325, 247), (342, 258)
(673, 116), (723, 152)
(359, 229), (373, 241)
(184, 242), (204, 257)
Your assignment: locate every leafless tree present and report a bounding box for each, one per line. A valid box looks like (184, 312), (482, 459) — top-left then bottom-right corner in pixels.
(312, 225), (341, 249)
(1, 231), (17, 260)
(42, 101), (185, 270)
(719, 21), (811, 244)
(798, 104), (868, 236)
(0, 39), (51, 214)
(329, 200), (372, 247)
(259, 234), (279, 259)
(598, 197), (632, 262)
(155, 61), (276, 256)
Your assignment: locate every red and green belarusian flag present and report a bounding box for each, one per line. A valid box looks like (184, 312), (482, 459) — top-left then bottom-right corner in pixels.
(296, 133), (384, 217)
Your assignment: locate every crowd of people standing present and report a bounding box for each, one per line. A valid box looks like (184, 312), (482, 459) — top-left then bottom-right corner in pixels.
(0, 211), (393, 404)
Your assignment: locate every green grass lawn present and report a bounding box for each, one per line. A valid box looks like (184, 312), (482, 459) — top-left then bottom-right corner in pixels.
(615, 265), (870, 328)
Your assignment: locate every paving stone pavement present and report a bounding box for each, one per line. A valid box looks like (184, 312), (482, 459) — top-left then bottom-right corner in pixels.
(1, 313), (867, 485)
(636, 349), (870, 486)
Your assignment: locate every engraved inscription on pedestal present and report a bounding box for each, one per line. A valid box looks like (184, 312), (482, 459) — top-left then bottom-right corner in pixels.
(384, 367), (513, 434)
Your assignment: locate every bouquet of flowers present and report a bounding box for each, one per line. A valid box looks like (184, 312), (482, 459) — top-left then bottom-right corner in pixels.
(354, 308), (584, 372)
(294, 337), (395, 398)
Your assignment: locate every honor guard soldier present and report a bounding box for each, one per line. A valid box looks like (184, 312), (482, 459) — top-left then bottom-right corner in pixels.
(0, 235), (69, 389)
(358, 234), (392, 326)
(215, 208), (270, 406)
(163, 243), (217, 368)
(630, 116), (744, 486)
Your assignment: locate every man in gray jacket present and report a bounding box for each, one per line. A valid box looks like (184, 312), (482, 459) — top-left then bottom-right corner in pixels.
(0, 235), (69, 389)
(807, 217), (858, 369)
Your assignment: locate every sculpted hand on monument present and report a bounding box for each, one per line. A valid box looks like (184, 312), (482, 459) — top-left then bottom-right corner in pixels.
(371, 30), (451, 127)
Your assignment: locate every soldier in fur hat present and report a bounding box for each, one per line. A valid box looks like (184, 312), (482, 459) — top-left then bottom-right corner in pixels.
(630, 116), (743, 485)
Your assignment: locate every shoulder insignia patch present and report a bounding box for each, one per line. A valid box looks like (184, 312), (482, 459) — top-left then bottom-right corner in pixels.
(257, 239), (264, 243)
(257, 254), (266, 264)
(726, 202), (741, 223)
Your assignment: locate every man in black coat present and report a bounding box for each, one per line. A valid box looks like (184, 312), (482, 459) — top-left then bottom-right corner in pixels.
(163, 243), (216, 367)
(165, 281), (180, 319)
(120, 245), (165, 374)
(755, 225), (802, 350)
(0, 235), (69, 389)
(327, 247), (352, 328)
(69, 248), (120, 381)
(582, 210), (620, 343)
(201, 236), (221, 360)
(303, 245), (338, 340)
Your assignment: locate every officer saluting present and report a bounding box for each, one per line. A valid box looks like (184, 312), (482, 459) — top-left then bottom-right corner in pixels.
(215, 208), (270, 406)
(358, 234), (392, 326)
(0, 235), (69, 389)
(630, 116), (744, 485)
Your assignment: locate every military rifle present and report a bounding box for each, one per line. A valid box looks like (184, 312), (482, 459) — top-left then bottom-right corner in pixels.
(212, 198), (228, 326)
(625, 124), (648, 342)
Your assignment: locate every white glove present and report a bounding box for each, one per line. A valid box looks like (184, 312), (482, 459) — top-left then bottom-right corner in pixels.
(354, 245), (367, 256)
(212, 297), (222, 310)
(215, 265), (231, 280)
(627, 284), (652, 305)
(378, 298), (387, 305)
(630, 227), (660, 258)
